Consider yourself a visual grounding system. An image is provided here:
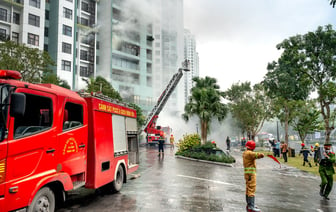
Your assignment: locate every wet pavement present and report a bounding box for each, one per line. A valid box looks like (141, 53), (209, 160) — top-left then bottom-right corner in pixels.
(58, 144), (336, 212)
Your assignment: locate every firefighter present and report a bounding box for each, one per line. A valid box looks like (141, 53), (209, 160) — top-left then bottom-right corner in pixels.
(313, 143), (320, 166)
(319, 143), (335, 200)
(170, 134), (175, 149)
(299, 143), (312, 167)
(243, 140), (264, 212)
(158, 132), (165, 157)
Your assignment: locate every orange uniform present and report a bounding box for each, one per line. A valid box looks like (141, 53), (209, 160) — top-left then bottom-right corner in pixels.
(243, 149), (264, 197)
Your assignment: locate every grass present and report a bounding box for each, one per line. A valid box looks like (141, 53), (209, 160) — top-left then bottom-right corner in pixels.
(258, 150), (336, 181)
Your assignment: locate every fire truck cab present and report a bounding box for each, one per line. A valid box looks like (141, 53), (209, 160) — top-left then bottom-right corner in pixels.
(0, 70), (139, 212)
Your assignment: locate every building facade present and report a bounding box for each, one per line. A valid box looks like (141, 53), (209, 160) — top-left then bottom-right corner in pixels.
(0, 0), (45, 50)
(0, 0), (187, 115)
(47, 0), (97, 90)
(183, 28), (199, 104)
(152, 0), (185, 115)
(97, 0), (155, 113)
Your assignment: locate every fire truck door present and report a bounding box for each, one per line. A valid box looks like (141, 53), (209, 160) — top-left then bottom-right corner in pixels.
(7, 92), (57, 187)
(58, 101), (87, 178)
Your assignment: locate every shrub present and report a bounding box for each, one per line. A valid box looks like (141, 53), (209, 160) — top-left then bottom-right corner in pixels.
(175, 134), (236, 164)
(177, 133), (201, 153)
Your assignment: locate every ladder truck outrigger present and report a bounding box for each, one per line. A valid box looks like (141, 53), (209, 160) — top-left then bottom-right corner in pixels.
(139, 60), (190, 144)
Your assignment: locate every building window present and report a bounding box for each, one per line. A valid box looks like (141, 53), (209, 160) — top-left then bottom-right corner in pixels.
(12, 32), (19, 43)
(29, 0), (41, 8)
(45, 10), (49, 20)
(63, 7), (72, 20)
(65, 0), (73, 2)
(28, 14), (40, 27)
(62, 25), (72, 37)
(27, 33), (39, 46)
(0, 8), (7, 22)
(13, 12), (20, 24)
(80, 17), (89, 26)
(79, 66), (88, 77)
(61, 60), (71, 71)
(44, 27), (48, 36)
(80, 50), (88, 61)
(62, 42), (72, 54)
(81, 2), (89, 13)
(0, 28), (7, 41)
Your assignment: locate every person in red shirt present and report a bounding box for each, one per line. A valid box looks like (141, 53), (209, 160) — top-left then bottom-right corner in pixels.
(280, 141), (288, 162)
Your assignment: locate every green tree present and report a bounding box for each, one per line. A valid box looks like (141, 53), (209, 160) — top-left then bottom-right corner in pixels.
(41, 73), (71, 89)
(291, 101), (322, 143)
(82, 76), (122, 101)
(224, 82), (272, 141)
(301, 25), (336, 144)
(182, 76), (228, 144)
(263, 35), (311, 145)
(0, 41), (55, 82)
(265, 25), (336, 144)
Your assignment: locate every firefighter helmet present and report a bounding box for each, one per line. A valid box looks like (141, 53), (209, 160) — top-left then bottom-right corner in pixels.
(245, 140), (256, 150)
(315, 143), (319, 147)
(301, 143), (305, 147)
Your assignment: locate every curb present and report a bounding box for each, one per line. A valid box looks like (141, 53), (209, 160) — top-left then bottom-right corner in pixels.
(175, 155), (234, 167)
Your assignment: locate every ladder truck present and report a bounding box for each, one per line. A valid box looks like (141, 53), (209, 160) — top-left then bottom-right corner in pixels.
(139, 60), (190, 144)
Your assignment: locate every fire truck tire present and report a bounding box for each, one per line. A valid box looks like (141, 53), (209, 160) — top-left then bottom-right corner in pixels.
(112, 165), (124, 192)
(28, 187), (55, 212)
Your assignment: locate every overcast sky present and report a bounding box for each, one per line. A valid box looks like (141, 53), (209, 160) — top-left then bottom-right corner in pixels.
(183, 0), (336, 91)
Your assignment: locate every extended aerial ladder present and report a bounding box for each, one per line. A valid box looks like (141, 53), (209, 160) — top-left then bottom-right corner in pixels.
(139, 60), (190, 143)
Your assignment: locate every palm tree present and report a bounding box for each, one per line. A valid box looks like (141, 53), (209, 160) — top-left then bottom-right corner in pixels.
(330, 0), (336, 7)
(182, 76), (228, 144)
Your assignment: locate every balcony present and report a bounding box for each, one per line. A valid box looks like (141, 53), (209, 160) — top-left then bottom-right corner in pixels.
(112, 55), (140, 71)
(116, 42), (140, 57)
(77, 17), (96, 30)
(2, 0), (24, 7)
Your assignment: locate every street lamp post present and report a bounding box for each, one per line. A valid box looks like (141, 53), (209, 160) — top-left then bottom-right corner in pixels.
(277, 121), (280, 141)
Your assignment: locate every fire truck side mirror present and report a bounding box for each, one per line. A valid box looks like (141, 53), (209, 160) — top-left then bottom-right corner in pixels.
(10, 93), (26, 117)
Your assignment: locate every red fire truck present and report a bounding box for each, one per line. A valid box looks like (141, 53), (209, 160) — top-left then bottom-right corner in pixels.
(139, 60), (190, 144)
(0, 70), (139, 212)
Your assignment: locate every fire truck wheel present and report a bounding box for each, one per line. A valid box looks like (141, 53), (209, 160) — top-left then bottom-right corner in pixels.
(28, 187), (55, 212)
(112, 165), (124, 192)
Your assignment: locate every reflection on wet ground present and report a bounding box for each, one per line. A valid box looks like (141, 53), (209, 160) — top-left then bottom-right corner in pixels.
(58, 144), (336, 212)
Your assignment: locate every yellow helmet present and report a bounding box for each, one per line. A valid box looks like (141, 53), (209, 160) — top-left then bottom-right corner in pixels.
(315, 143), (319, 147)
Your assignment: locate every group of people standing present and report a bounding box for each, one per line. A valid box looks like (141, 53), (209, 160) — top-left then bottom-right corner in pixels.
(269, 139), (288, 162)
(299, 142), (336, 200)
(243, 140), (335, 211)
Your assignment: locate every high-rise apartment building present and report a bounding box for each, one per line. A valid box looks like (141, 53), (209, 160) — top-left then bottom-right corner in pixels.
(97, 0), (155, 112)
(183, 29), (199, 104)
(152, 0), (185, 115)
(0, 0), (45, 50)
(47, 0), (97, 90)
(0, 0), (186, 115)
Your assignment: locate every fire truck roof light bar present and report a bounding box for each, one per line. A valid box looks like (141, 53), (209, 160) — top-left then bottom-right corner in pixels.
(0, 70), (22, 79)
